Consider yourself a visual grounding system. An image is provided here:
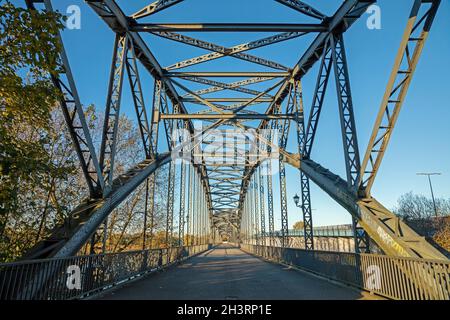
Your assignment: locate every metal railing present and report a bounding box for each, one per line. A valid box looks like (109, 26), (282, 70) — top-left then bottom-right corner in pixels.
(0, 244), (210, 300)
(241, 244), (450, 300)
(271, 226), (353, 238)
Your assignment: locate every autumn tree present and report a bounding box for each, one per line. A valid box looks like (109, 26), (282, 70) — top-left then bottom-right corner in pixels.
(394, 192), (450, 253)
(0, 2), (172, 261)
(293, 221), (304, 230)
(0, 1), (67, 260)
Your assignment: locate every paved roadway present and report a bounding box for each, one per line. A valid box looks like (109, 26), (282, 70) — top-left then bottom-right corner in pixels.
(99, 244), (379, 300)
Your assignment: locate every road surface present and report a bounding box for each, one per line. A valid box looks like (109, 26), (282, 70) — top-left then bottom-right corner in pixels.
(98, 244), (379, 300)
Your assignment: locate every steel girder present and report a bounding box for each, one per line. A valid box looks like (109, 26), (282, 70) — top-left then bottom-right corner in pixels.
(132, 0), (184, 19)
(255, 176), (261, 245)
(125, 41), (152, 158)
(258, 166), (267, 246)
(330, 33), (370, 253)
(25, 0), (104, 197)
(277, 84), (295, 248)
(100, 34), (129, 193)
(330, 34), (361, 189)
(184, 77), (274, 98)
(262, 0), (375, 115)
(282, 154), (447, 261)
(275, 0), (326, 20)
(303, 39), (333, 157)
(293, 81), (314, 250)
(165, 161), (176, 249)
(153, 31), (304, 71)
(166, 72), (289, 78)
(358, 0), (441, 197)
(24, 0), (446, 264)
(135, 23), (327, 33)
(87, 0), (212, 198)
(266, 160), (275, 247)
(238, 0), (374, 238)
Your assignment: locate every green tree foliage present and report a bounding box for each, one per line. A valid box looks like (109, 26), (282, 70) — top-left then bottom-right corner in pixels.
(0, 1), (66, 260)
(0, 2), (172, 262)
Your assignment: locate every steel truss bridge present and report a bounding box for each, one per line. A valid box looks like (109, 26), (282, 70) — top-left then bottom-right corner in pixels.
(1, 0), (449, 300)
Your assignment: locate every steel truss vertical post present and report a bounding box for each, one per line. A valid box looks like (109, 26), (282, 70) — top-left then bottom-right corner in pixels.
(178, 162), (186, 247)
(293, 80), (314, 250)
(253, 176), (260, 246)
(200, 188), (204, 244)
(258, 166), (266, 246)
(277, 84), (292, 248)
(142, 178), (150, 250)
(148, 173), (157, 249)
(193, 171), (198, 245)
(330, 34), (361, 188)
(99, 33), (129, 193)
(26, 0), (104, 197)
(145, 80), (163, 249)
(359, 0), (441, 197)
(125, 40), (152, 158)
(186, 164), (192, 245)
(266, 132), (275, 247)
(330, 33), (369, 253)
(303, 38), (333, 157)
(150, 80), (162, 156)
(165, 161), (176, 251)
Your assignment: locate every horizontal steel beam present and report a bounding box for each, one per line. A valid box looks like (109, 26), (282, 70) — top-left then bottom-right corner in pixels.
(160, 114), (295, 120)
(182, 98), (273, 103)
(166, 72), (289, 78)
(132, 23), (327, 32)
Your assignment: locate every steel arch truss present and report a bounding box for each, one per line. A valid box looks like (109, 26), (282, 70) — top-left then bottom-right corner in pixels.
(24, 0), (447, 263)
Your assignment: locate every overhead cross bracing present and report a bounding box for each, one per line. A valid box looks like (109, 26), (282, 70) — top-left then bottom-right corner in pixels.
(22, 0), (447, 263)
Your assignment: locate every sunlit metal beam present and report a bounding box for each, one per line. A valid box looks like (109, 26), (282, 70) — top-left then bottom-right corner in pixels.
(134, 23), (327, 32)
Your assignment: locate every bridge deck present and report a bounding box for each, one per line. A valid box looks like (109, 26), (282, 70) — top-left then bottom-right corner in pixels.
(98, 245), (380, 300)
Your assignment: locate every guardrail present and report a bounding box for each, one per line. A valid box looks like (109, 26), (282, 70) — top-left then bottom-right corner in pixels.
(260, 228), (354, 238)
(241, 244), (450, 300)
(0, 244), (210, 300)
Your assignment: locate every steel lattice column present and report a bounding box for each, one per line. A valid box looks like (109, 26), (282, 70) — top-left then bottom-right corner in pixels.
(330, 33), (369, 253)
(99, 34), (129, 193)
(293, 80), (314, 250)
(358, 0), (441, 197)
(277, 93), (291, 248)
(165, 161), (176, 251)
(253, 176), (260, 246)
(25, 0), (104, 198)
(178, 162), (186, 246)
(150, 80), (162, 156)
(303, 38), (333, 157)
(258, 166), (266, 246)
(125, 40), (152, 158)
(266, 145), (275, 247)
(186, 164), (192, 245)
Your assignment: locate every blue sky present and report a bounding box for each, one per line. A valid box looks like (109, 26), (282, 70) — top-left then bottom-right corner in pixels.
(46, 0), (450, 228)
